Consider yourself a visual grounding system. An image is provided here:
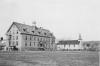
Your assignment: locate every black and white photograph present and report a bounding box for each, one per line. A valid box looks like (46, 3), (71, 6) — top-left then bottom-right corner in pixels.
(0, 0), (99, 66)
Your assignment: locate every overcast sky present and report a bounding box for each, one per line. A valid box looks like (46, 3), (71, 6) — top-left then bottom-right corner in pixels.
(0, 0), (100, 41)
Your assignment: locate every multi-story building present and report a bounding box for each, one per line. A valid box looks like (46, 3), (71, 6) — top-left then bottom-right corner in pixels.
(6, 22), (55, 51)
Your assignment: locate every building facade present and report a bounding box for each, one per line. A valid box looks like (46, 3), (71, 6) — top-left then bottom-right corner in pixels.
(57, 34), (83, 51)
(6, 22), (55, 51)
(82, 41), (100, 51)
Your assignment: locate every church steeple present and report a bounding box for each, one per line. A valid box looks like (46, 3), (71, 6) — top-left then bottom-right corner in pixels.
(78, 33), (82, 40)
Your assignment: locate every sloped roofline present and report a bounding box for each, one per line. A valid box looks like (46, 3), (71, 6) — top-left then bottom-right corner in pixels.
(57, 40), (80, 45)
(6, 22), (55, 38)
(6, 22), (21, 34)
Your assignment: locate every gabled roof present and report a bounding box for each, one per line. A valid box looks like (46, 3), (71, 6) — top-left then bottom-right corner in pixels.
(57, 40), (80, 45)
(7, 22), (55, 38)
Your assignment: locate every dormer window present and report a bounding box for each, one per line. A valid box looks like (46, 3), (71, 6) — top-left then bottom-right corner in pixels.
(32, 31), (34, 33)
(23, 28), (26, 31)
(38, 32), (41, 34)
(23, 28), (27, 32)
(44, 33), (46, 35)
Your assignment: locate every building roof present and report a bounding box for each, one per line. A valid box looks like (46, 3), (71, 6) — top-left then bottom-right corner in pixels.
(57, 40), (80, 45)
(82, 41), (100, 45)
(7, 22), (55, 38)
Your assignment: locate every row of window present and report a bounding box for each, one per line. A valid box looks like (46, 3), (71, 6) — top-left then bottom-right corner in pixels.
(24, 42), (49, 48)
(23, 28), (47, 36)
(13, 30), (18, 34)
(25, 35), (51, 42)
(10, 30), (19, 35)
(9, 41), (18, 46)
(25, 42), (36, 47)
(64, 44), (79, 47)
(11, 36), (18, 40)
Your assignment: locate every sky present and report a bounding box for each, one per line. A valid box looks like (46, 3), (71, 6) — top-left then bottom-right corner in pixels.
(0, 0), (100, 41)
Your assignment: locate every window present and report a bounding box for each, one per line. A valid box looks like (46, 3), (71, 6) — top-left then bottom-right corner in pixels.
(30, 42), (31, 46)
(43, 38), (44, 41)
(45, 44), (47, 47)
(44, 33), (46, 35)
(40, 38), (42, 41)
(32, 31), (34, 33)
(87, 44), (90, 47)
(13, 36), (15, 40)
(9, 43), (11, 46)
(16, 36), (18, 40)
(48, 38), (50, 42)
(23, 28), (26, 31)
(34, 42), (35, 46)
(16, 41), (18, 46)
(32, 36), (34, 40)
(74, 44), (75, 47)
(38, 32), (41, 34)
(26, 36), (27, 40)
(50, 33), (52, 36)
(17, 30), (18, 34)
(13, 41), (15, 45)
(25, 42), (27, 46)
(47, 38), (49, 42)
(30, 36), (31, 40)
(37, 37), (39, 41)
(42, 38), (44, 41)
(34, 37), (36, 40)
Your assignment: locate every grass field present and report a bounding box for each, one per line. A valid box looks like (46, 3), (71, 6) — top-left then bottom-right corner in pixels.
(0, 51), (99, 66)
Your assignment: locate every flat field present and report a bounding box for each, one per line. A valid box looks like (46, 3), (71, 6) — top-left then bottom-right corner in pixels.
(0, 51), (99, 66)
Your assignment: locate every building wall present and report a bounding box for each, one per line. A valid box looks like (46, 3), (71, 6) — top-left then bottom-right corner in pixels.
(57, 44), (81, 50)
(6, 23), (55, 51)
(57, 45), (64, 50)
(6, 24), (22, 51)
(65, 44), (80, 50)
(20, 34), (55, 51)
(21, 34), (39, 51)
(82, 41), (100, 51)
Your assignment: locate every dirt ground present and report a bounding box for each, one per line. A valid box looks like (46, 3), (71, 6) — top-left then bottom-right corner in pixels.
(0, 51), (99, 66)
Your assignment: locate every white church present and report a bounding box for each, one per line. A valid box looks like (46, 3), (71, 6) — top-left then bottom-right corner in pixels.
(57, 34), (83, 51)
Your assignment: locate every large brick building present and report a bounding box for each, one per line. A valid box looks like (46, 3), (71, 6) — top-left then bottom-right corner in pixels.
(6, 22), (55, 51)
